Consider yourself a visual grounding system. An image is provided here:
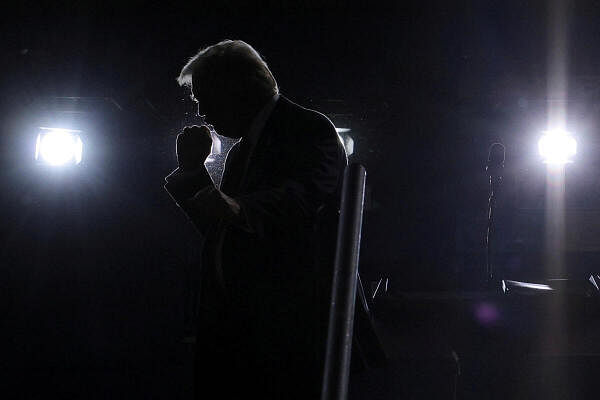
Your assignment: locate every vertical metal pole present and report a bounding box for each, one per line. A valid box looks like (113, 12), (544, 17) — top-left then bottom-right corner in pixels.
(486, 176), (497, 284)
(321, 163), (367, 400)
(485, 142), (504, 286)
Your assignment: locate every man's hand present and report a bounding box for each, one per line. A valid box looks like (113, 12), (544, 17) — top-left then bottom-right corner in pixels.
(176, 125), (213, 171)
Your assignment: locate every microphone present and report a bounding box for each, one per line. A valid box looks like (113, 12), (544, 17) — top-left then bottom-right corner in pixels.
(486, 142), (505, 179)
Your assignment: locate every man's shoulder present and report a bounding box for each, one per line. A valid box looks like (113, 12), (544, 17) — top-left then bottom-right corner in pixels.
(261, 95), (347, 166)
(274, 96), (331, 125)
(275, 96), (339, 137)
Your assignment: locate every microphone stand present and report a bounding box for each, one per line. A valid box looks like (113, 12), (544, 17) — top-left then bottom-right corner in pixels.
(485, 174), (501, 285)
(485, 143), (505, 287)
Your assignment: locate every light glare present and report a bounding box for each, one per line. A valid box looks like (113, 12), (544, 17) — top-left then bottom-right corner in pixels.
(35, 127), (83, 166)
(335, 128), (354, 156)
(344, 136), (354, 156)
(538, 130), (576, 164)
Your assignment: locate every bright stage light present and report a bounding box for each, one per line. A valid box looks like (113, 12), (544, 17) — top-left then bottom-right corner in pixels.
(35, 127), (83, 166)
(538, 130), (576, 164)
(343, 136), (354, 156)
(335, 127), (354, 156)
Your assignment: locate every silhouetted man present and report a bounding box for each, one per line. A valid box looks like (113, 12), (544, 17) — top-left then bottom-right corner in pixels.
(164, 40), (346, 399)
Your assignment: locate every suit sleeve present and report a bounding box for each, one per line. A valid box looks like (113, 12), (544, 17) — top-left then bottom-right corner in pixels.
(164, 167), (214, 203)
(232, 120), (345, 238)
(164, 166), (217, 234)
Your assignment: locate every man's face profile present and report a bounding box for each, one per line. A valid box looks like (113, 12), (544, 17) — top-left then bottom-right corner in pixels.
(192, 80), (244, 139)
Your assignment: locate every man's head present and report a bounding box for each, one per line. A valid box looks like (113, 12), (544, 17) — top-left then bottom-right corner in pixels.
(177, 40), (279, 138)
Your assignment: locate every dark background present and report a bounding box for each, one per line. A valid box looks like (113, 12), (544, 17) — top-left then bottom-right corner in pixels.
(3, 1), (600, 398)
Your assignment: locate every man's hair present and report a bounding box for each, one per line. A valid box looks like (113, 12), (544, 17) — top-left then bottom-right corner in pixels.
(177, 40), (279, 99)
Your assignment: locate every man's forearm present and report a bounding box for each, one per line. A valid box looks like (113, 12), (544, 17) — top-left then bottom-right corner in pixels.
(164, 166), (214, 206)
(184, 188), (245, 229)
(164, 164), (249, 234)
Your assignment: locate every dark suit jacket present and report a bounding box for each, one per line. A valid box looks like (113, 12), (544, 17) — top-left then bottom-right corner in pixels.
(165, 95), (347, 398)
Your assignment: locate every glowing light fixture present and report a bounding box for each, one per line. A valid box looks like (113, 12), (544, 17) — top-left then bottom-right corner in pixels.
(343, 136), (354, 156)
(335, 127), (354, 156)
(502, 280), (554, 293)
(538, 130), (576, 165)
(35, 127), (83, 166)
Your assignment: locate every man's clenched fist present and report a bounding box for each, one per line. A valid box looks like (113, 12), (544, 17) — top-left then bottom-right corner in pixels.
(176, 125), (213, 171)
